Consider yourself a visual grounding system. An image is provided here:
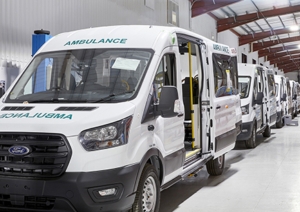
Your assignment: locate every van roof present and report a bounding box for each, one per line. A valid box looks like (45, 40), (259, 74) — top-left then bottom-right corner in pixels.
(37, 25), (231, 55)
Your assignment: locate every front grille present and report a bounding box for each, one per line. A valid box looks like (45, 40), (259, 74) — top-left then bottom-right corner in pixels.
(55, 106), (97, 111)
(2, 107), (34, 111)
(0, 133), (71, 178)
(0, 194), (55, 210)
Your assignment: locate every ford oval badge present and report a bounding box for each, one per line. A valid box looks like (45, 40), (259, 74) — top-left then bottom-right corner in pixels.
(8, 146), (30, 156)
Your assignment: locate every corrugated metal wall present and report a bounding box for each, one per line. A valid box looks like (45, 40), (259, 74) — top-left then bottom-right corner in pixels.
(0, 0), (218, 89)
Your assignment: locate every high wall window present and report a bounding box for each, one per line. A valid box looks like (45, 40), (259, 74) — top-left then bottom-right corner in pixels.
(242, 53), (247, 63)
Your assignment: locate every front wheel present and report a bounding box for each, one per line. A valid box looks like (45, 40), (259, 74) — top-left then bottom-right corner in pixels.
(245, 123), (256, 148)
(206, 154), (225, 176)
(130, 164), (160, 212)
(263, 125), (271, 137)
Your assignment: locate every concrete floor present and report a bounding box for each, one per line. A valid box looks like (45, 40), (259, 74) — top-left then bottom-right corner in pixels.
(160, 117), (300, 212)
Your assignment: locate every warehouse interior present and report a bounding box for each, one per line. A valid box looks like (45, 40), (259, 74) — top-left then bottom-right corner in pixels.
(1, 0), (300, 212)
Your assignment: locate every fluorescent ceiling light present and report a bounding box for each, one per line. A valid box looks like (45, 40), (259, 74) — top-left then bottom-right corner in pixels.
(290, 25), (299, 31)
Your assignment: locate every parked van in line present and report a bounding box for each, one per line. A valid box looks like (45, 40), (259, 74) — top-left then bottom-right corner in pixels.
(266, 69), (277, 126)
(297, 82), (300, 113)
(0, 25), (241, 212)
(237, 64), (274, 148)
(290, 79), (298, 118)
(274, 74), (287, 128)
(286, 78), (295, 119)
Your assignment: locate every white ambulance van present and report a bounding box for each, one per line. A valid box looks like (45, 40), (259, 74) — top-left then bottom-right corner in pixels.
(274, 74), (287, 128)
(297, 82), (300, 113)
(266, 69), (277, 127)
(0, 25), (241, 212)
(237, 64), (273, 148)
(286, 78), (294, 119)
(290, 79), (298, 118)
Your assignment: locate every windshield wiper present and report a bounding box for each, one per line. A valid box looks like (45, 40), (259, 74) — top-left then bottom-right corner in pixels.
(26, 99), (87, 103)
(92, 90), (135, 103)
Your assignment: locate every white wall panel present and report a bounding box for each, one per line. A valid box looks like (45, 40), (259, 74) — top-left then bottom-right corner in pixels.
(1, 0), (187, 88)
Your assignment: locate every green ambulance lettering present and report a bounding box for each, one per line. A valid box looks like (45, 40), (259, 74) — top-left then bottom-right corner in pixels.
(65, 38), (127, 46)
(20, 113), (30, 118)
(86, 39), (95, 44)
(45, 113), (55, 118)
(120, 38), (127, 44)
(71, 40), (80, 45)
(64, 41), (71, 46)
(63, 114), (73, 119)
(12, 113), (23, 118)
(28, 113), (38, 118)
(5, 113), (15, 118)
(53, 114), (66, 119)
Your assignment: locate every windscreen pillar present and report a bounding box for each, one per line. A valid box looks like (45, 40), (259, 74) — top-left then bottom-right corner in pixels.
(32, 29), (52, 92)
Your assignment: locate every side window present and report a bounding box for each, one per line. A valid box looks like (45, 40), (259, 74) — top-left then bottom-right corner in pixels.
(213, 53), (238, 97)
(153, 54), (176, 103)
(267, 74), (275, 97)
(252, 77), (258, 105)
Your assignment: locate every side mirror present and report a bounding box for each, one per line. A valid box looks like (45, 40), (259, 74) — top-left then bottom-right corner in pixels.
(254, 92), (264, 105)
(157, 86), (178, 118)
(281, 93), (287, 101)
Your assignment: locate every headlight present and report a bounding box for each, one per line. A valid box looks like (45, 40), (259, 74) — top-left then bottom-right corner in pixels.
(241, 104), (249, 115)
(79, 116), (132, 151)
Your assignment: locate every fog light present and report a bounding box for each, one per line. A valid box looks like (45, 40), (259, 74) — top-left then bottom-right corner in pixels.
(98, 188), (116, 196)
(242, 129), (248, 133)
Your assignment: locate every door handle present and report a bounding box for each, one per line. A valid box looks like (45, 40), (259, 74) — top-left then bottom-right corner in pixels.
(177, 113), (183, 117)
(216, 105), (221, 109)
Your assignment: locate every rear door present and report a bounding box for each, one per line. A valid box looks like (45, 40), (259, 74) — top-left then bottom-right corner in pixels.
(257, 67), (268, 128)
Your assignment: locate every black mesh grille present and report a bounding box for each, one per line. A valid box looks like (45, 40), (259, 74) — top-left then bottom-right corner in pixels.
(2, 107), (34, 111)
(0, 133), (71, 178)
(55, 106), (97, 111)
(0, 194), (55, 210)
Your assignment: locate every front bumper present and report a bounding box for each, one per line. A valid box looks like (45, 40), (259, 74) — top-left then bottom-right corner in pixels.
(236, 121), (253, 141)
(0, 163), (139, 212)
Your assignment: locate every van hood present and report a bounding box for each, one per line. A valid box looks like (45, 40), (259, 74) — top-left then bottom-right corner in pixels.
(0, 103), (136, 136)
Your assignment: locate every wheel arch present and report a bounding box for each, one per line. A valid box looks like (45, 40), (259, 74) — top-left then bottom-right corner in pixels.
(133, 148), (164, 192)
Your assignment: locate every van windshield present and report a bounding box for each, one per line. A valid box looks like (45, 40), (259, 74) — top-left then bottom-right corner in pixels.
(6, 49), (152, 103)
(238, 76), (251, 99)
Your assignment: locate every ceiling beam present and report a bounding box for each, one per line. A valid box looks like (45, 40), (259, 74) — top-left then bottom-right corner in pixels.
(252, 36), (300, 52)
(282, 68), (299, 73)
(258, 44), (300, 57)
(269, 56), (300, 65)
(239, 28), (294, 46)
(191, 0), (242, 18)
(270, 58), (299, 65)
(207, 12), (241, 37)
(265, 50), (300, 61)
(277, 63), (299, 70)
(217, 5), (300, 32)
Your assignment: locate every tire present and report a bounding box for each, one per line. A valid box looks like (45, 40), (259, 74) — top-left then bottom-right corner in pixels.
(206, 154), (225, 176)
(130, 164), (160, 212)
(263, 125), (271, 137)
(276, 118), (283, 128)
(245, 123), (256, 149)
(276, 113), (283, 128)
